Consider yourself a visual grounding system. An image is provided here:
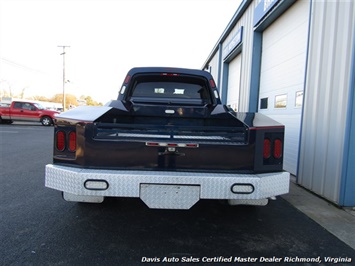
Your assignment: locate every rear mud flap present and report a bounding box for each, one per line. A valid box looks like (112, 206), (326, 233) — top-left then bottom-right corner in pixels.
(63, 192), (104, 203)
(228, 198), (269, 206)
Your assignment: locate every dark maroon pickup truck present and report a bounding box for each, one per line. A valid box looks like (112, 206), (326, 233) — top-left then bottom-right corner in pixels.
(0, 101), (59, 126)
(45, 67), (289, 209)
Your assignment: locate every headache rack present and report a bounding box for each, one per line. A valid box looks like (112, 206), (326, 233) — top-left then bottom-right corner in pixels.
(93, 122), (249, 145)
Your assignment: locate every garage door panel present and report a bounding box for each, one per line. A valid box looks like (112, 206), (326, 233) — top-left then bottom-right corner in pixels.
(259, 0), (309, 175)
(262, 0), (309, 50)
(263, 42), (307, 70)
(260, 56), (307, 92)
(263, 20), (309, 59)
(227, 54), (241, 111)
(261, 49), (307, 74)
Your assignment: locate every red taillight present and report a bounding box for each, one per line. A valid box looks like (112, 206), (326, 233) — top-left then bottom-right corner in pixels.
(146, 142), (160, 147)
(263, 138), (271, 159)
(68, 131), (76, 152)
(56, 131), (66, 151)
(56, 130), (76, 152)
(186, 143), (198, 148)
(161, 73), (179, 76)
(167, 143), (178, 147)
(273, 139), (283, 159)
(209, 79), (216, 88)
(124, 75), (131, 84)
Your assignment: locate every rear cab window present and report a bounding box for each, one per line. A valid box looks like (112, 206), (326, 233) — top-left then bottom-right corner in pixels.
(128, 74), (212, 105)
(13, 102), (23, 109)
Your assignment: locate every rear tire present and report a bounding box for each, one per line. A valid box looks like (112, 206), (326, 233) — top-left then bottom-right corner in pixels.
(41, 116), (53, 126)
(0, 117), (13, 124)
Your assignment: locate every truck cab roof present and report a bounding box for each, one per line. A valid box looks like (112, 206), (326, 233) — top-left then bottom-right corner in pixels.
(118, 67), (221, 105)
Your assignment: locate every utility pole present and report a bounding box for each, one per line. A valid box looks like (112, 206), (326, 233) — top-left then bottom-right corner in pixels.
(58, 45), (70, 111)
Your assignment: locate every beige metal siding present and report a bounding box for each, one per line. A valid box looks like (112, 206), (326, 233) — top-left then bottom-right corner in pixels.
(208, 53), (220, 86)
(298, 0), (355, 203)
(219, 0), (258, 112)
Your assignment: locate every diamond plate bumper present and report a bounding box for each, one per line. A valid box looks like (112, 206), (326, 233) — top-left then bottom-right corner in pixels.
(45, 164), (290, 208)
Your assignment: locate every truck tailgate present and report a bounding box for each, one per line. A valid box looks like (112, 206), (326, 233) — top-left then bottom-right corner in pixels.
(76, 121), (255, 172)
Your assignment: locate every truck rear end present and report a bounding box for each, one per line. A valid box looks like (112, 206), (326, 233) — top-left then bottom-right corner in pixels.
(45, 67), (289, 209)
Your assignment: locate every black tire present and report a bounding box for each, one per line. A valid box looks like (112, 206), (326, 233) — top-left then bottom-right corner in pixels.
(41, 116), (53, 126)
(0, 117), (12, 124)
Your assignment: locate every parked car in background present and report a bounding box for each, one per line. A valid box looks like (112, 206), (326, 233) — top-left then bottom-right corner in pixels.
(0, 100), (60, 126)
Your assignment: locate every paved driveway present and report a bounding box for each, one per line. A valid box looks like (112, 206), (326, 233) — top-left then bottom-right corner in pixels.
(1, 123), (354, 265)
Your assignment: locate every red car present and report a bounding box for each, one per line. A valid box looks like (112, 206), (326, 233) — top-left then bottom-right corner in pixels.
(0, 101), (60, 126)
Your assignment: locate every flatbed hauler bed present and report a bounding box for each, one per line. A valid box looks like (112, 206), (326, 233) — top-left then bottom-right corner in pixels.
(45, 67), (290, 209)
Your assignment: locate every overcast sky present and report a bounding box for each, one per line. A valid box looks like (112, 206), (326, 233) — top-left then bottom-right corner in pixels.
(0, 0), (241, 104)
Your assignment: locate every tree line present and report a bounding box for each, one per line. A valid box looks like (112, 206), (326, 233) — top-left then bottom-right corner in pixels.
(32, 94), (103, 109)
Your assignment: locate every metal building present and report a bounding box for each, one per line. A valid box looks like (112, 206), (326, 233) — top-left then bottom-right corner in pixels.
(202, 0), (355, 207)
